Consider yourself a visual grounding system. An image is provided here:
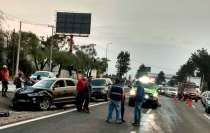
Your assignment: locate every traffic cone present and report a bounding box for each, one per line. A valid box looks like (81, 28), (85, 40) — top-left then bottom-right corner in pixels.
(173, 96), (176, 101)
(187, 99), (193, 108)
(186, 98), (189, 104)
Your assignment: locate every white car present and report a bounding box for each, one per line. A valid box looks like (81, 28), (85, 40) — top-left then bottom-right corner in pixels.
(165, 87), (178, 97)
(201, 91), (210, 113)
(30, 71), (56, 80)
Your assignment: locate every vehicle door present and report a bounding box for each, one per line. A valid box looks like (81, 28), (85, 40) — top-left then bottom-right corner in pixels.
(64, 80), (77, 100)
(52, 80), (66, 100)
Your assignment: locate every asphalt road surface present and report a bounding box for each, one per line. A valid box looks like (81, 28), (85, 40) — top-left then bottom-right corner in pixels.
(1, 96), (210, 133)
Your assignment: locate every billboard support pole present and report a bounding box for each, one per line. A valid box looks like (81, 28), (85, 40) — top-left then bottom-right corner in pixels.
(48, 25), (55, 72)
(68, 35), (74, 53)
(15, 21), (22, 77)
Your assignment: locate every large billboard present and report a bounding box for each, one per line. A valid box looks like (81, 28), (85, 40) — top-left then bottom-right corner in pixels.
(56, 12), (91, 36)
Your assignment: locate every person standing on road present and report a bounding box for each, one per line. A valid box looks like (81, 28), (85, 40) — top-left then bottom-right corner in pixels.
(83, 76), (92, 113)
(14, 72), (24, 89)
(133, 81), (145, 126)
(76, 72), (87, 112)
(121, 86), (126, 123)
(0, 65), (9, 97)
(106, 79), (123, 124)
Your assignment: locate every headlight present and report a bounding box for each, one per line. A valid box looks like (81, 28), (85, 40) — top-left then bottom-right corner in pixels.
(153, 93), (158, 97)
(130, 90), (136, 96)
(102, 89), (106, 93)
(145, 94), (149, 99)
(27, 93), (40, 97)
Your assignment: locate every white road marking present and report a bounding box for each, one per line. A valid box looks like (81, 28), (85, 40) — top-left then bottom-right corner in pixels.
(146, 109), (152, 114)
(203, 114), (210, 120)
(130, 131), (136, 133)
(0, 102), (108, 130)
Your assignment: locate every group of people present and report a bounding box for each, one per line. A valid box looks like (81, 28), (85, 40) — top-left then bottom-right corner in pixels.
(106, 79), (145, 126)
(1, 65), (144, 126)
(0, 64), (42, 97)
(75, 73), (145, 126)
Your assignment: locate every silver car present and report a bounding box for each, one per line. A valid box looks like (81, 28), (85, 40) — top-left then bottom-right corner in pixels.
(201, 91), (210, 113)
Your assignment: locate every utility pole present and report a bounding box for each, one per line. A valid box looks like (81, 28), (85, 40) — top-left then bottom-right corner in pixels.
(48, 25), (55, 72)
(15, 21), (22, 76)
(106, 42), (112, 75)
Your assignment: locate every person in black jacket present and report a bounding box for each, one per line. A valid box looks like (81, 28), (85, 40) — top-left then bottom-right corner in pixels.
(106, 79), (123, 124)
(14, 72), (24, 89)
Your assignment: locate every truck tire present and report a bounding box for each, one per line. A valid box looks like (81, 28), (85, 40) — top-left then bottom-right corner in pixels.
(152, 102), (158, 109)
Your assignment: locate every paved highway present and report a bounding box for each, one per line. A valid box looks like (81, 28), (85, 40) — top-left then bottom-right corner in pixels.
(1, 96), (210, 133)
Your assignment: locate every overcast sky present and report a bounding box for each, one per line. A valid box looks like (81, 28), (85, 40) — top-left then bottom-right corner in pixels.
(1, 0), (210, 77)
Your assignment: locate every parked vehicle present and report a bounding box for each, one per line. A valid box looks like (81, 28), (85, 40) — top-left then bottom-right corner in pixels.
(165, 87), (178, 97)
(177, 82), (200, 102)
(201, 91), (210, 113)
(30, 71), (56, 80)
(183, 88), (200, 102)
(128, 82), (159, 109)
(157, 86), (166, 95)
(12, 78), (77, 110)
(91, 78), (112, 101)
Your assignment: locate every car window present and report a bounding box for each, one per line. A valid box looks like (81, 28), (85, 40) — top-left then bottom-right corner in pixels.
(49, 73), (54, 78)
(91, 79), (106, 86)
(33, 72), (49, 77)
(54, 80), (65, 88)
(66, 80), (75, 86)
(33, 80), (55, 89)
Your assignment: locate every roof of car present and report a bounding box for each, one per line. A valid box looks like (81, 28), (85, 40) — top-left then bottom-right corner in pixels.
(42, 78), (77, 81)
(35, 71), (53, 73)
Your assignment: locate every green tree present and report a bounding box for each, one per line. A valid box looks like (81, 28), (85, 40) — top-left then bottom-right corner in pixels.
(168, 76), (177, 87)
(176, 60), (196, 82)
(115, 51), (131, 79)
(156, 71), (166, 85)
(135, 64), (150, 78)
(191, 48), (210, 91)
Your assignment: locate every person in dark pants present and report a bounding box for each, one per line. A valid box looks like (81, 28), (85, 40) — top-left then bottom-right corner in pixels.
(76, 72), (87, 112)
(0, 65), (9, 97)
(121, 89), (126, 122)
(133, 81), (145, 126)
(14, 72), (24, 89)
(83, 76), (92, 113)
(106, 79), (123, 124)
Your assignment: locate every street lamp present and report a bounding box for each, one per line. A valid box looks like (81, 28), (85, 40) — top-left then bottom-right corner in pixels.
(106, 42), (112, 75)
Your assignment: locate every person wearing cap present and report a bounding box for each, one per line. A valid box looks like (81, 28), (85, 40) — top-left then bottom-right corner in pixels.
(0, 65), (9, 97)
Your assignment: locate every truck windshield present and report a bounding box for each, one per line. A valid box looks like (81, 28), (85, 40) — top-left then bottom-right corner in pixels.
(91, 80), (106, 86)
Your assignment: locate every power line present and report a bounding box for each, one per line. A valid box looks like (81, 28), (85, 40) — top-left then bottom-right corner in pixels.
(0, 9), (50, 27)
